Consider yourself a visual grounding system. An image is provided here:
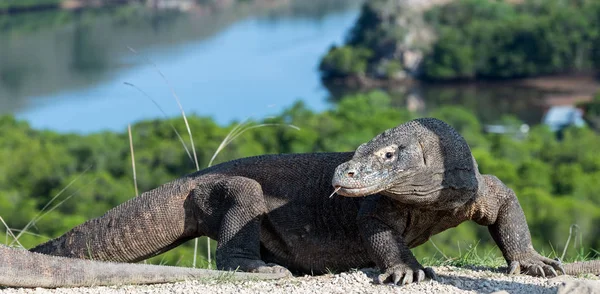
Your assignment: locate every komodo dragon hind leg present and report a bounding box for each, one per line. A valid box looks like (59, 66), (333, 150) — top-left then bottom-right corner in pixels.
(192, 176), (291, 275)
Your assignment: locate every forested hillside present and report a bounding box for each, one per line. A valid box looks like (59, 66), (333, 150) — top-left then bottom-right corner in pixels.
(1, 91), (599, 266)
(320, 0), (600, 84)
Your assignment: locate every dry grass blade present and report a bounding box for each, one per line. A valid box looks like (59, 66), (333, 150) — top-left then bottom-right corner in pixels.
(209, 122), (300, 167)
(0, 216), (23, 248)
(5, 228), (47, 240)
(429, 238), (449, 260)
(329, 187), (341, 198)
(126, 46), (200, 171)
(206, 118), (255, 164)
(561, 224), (580, 261)
(123, 82), (194, 164)
(128, 124), (139, 197)
(9, 177), (100, 246)
(35, 180), (99, 226)
(12, 165), (93, 244)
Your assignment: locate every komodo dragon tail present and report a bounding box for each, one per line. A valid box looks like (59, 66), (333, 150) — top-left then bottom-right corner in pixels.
(563, 260), (600, 276)
(0, 245), (287, 288)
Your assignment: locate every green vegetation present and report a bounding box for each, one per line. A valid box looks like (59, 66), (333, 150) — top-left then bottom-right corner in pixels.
(0, 4), (158, 33)
(422, 0), (600, 80)
(1, 91), (599, 266)
(0, 0), (60, 10)
(319, 46), (373, 79)
(318, 0), (400, 81)
(579, 93), (600, 131)
(319, 0), (600, 82)
(0, 0), (273, 33)
(420, 242), (506, 268)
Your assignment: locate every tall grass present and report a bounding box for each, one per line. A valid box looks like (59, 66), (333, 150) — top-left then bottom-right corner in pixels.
(128, 124), (139, 197)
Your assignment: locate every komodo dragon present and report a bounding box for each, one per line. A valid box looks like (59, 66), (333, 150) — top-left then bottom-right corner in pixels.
(22, 118), (599, 287)
(0, 244), (286, 288)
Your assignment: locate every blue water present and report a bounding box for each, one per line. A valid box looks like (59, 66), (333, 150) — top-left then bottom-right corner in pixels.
(13, 9), (359, 133)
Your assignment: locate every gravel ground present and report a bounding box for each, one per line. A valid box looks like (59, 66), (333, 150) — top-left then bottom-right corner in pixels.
(2, 266), (599, 294)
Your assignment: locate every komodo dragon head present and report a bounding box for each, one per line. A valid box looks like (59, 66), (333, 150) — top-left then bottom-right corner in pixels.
(332, 118), (480, 209)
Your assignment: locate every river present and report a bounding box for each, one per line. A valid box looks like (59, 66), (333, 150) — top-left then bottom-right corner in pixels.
(0, 1), (596, 133)
(0, 1), (362, 133)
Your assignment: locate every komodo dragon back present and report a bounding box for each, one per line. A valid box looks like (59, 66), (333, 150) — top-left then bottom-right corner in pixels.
(0, 245), (287, 288)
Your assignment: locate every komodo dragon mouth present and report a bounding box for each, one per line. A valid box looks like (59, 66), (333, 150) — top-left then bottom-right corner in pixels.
(332, 184), (384, 197)
(331, 165), (409, 197)
(331, 171), (400, 197)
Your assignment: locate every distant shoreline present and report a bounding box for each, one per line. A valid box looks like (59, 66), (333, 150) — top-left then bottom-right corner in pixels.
(0, 3), (59, 15)
(0, 0), (140, 15)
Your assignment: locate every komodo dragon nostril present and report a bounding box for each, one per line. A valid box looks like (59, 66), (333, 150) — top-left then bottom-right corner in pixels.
(347, 171), (356, 177)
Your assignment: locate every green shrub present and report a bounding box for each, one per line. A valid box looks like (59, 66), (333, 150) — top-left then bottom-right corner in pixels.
(319, 45), (373, 79)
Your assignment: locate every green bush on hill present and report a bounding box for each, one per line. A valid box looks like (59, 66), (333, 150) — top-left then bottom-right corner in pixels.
(319, 45), (373, 79)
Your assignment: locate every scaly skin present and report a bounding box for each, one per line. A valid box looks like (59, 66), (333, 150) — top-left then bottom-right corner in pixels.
(332, 118), (600, 284)
(0, 244), (287, 288)
(22, 118), (599, 288)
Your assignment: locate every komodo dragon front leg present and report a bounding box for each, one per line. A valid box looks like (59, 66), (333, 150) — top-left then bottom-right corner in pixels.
(355, 195), (437, 285)
(31, 175), (289, 275)
(471, 175), (564, 277)
(471, 175), (600, 276)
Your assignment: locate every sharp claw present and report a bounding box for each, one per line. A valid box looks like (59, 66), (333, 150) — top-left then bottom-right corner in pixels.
(376, 273), (388, 284)
(537, 266), (546, 278)
(549, 267), (558, 277)
(551, 258), (566, 275)
(401, 271), (413, 285)
(424, 267), (437, 280)
(381, 267), (432, 285)
(508, 261), (520, 275)
(558, 264), (566, 275)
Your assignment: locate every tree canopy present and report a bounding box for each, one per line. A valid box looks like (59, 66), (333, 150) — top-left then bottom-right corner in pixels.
(319, 0), (600, 82)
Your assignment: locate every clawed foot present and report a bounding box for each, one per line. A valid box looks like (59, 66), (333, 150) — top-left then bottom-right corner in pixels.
(250, 263), (293, 276)
(508, 253), (566, 277)
(376, 265), (437, 285)
(219, 259), (293, 277)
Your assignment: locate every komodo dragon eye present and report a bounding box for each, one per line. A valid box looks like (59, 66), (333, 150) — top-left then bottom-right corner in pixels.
(375, 145), (399, 162)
